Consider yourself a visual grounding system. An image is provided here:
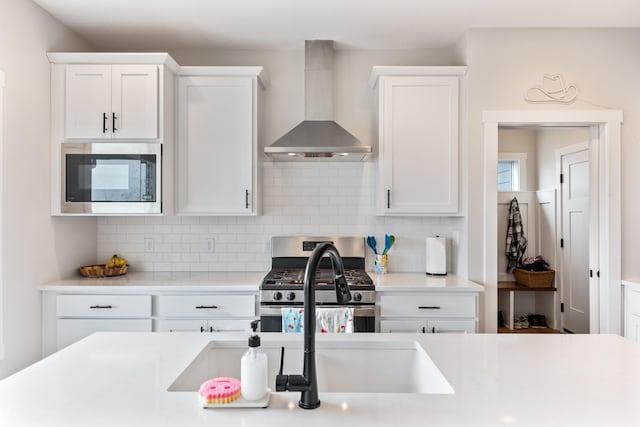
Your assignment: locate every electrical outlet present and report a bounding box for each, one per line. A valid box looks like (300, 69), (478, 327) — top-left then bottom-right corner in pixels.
(144, 238), (154, 253)
(207, 238), (215, 253)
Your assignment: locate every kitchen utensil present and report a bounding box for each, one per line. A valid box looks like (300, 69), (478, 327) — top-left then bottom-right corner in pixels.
(366, 236), (378, 255)
(382, 234), (395, 255)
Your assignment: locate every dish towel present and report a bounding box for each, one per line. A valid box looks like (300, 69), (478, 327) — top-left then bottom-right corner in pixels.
(316, 307), (354, 333)
(281, 307), (354, 333)
(281, 307), (304, 333)
(505, 197), (528, 273)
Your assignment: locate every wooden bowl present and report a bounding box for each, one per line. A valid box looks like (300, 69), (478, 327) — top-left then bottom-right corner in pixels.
(79, 264), (128, 278)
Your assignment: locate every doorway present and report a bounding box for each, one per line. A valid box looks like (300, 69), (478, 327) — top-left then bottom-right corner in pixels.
(482, 110), (622, 334)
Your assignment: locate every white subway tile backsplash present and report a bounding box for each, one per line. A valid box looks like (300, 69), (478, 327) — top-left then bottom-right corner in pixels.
(98, 163), (461, 272)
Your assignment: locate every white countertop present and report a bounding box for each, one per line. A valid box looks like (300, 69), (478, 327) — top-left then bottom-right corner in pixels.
(622, 278), (640, 290)
(39, 271), (266, 292)
(374, 273), (484, 292)
(1, 332), (639, 426)
(40, 272), (483, 293)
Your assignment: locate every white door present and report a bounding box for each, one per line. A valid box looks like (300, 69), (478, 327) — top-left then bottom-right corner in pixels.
(561, 149), (590, 333)
(65, 65), (111, 139)
(177, 76), (254, 214)
(380, 75), (459, 214)
(111, 65), (158, 139)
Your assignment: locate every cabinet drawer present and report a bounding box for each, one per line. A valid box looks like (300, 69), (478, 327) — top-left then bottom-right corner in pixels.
(57, 318), (152, 350)
(156, 294), (255, 318)
(380, 294), (475, 318)
(56, 294), (151, 318)
(628, 289), (640, 316)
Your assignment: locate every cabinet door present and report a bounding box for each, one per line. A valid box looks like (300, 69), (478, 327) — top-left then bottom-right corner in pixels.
(177, 76), (255, 214)
(428, 319), (475, 334)
(111, 65), (159, 139)
(65, 65), (111, 139)
(627, 314), (640, 343)
(380, 320), (428, 333)
(379, 76), (459, 214)
(57, 318), (152, 350)
(156, 318), (253, 333)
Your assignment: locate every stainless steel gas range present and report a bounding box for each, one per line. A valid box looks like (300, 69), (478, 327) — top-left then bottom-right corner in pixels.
(260, 236), (375, 332)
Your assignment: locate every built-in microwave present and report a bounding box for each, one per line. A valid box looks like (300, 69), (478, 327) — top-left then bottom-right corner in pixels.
(61, 142), (161, 214)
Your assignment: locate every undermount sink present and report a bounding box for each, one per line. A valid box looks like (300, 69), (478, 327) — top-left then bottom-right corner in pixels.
(169, 339), (454, 395)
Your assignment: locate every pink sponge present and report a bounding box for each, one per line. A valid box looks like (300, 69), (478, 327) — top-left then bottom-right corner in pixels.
(198, 377), (241, 405)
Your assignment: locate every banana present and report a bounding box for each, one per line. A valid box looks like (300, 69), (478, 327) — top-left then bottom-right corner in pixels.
(106, 254), (127, 269)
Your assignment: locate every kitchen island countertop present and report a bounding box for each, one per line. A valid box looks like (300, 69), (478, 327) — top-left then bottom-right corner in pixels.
(1, 332), (639, 426)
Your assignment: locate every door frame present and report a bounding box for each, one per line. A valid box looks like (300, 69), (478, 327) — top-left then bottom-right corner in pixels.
(556, 142), (591, 333)
(482, 110), (622, 334)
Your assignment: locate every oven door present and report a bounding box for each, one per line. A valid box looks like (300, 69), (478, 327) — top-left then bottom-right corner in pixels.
(260, 305), (375, 333)
(61, 142), (161, 214)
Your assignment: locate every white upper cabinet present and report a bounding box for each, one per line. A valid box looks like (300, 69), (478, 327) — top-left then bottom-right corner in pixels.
(370, 67), (466, 215)
(64, 63), (158, 139)
(176, 68), (266, 215)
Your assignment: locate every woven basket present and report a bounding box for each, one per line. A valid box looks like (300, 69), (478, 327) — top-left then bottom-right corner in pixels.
(79, 264), (128, 278)
(512, 268), (555, 288)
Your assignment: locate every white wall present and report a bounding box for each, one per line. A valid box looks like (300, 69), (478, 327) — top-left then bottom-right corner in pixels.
(0, 0), (97, 378)
(98, 47), (465, 274)
(536, 128), (589, 190)
(464, 28), (640, 331)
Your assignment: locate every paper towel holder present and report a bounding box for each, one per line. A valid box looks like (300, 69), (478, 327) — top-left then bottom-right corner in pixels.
(426, 235), (448, 276)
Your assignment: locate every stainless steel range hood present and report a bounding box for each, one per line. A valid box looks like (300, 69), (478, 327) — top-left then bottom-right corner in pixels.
(264, 40), (371, 161)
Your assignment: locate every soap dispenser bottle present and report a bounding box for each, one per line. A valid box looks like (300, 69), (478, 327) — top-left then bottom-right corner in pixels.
(241, 320), (268, 401)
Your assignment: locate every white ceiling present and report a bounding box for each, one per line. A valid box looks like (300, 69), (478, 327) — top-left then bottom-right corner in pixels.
(33, 0), (640, 50)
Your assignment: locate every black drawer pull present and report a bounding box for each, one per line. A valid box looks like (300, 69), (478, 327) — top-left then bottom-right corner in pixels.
(418, 306), (441, 310)
(195, 305), (218, 309)
(89, 305), (113, 309)
(102, 112), (108, 133)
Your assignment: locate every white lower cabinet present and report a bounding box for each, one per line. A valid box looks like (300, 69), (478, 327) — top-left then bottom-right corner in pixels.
(154, 293), (256, 333)
(57, 318), (152, 350)
(155, 318), (251, 333)
(42, 290), (258, 355)
(51, 294), (153, 352)
(623, 283), (640, 343)
(379, 292), (479, 333)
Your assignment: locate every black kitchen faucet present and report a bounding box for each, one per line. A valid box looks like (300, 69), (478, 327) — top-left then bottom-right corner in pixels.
(274, 242), (352, 409)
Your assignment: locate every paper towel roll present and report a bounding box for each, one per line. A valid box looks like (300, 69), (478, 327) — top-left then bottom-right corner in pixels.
(426, 237), (447, 276)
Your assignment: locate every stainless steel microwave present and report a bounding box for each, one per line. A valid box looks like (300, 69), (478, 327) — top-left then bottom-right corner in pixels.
(61, 142), (161, 214)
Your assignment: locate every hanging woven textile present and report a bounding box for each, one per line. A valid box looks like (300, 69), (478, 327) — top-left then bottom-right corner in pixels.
(505, 197), (527, 273)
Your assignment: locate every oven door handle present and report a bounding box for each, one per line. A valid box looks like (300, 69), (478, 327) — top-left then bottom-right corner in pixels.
(259, 305), (375, 317)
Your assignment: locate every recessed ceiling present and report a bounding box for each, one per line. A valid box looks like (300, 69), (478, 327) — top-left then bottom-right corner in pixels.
(33, 0), (640, 50)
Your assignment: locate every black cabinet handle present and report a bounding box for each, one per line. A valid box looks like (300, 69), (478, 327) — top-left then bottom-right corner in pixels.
(209, 326), (214, 333)
(432, 327), (436, 333)
(102, 112), (108, 133)
(200, 326), (205, 333)
(195, 305), (218, 309)
(422, 326), (426, 333)
(89, 305), (113, 309)
(245, 189), (249, 209)
(418, 306), (441, 310)
(387, 189), (391, 209)
(112, 113), (117, 133)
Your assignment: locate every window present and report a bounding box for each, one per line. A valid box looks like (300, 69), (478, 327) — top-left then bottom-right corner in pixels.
(498, 153), (527, 192)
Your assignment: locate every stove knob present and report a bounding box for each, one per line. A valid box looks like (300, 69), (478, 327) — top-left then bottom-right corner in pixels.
(286, 292), (296, 301)
(352, 292), (363, 302)
(273, 291), (283, 301)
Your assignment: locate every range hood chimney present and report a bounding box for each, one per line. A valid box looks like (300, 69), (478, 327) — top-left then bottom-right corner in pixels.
(264, 40), (371, 161)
